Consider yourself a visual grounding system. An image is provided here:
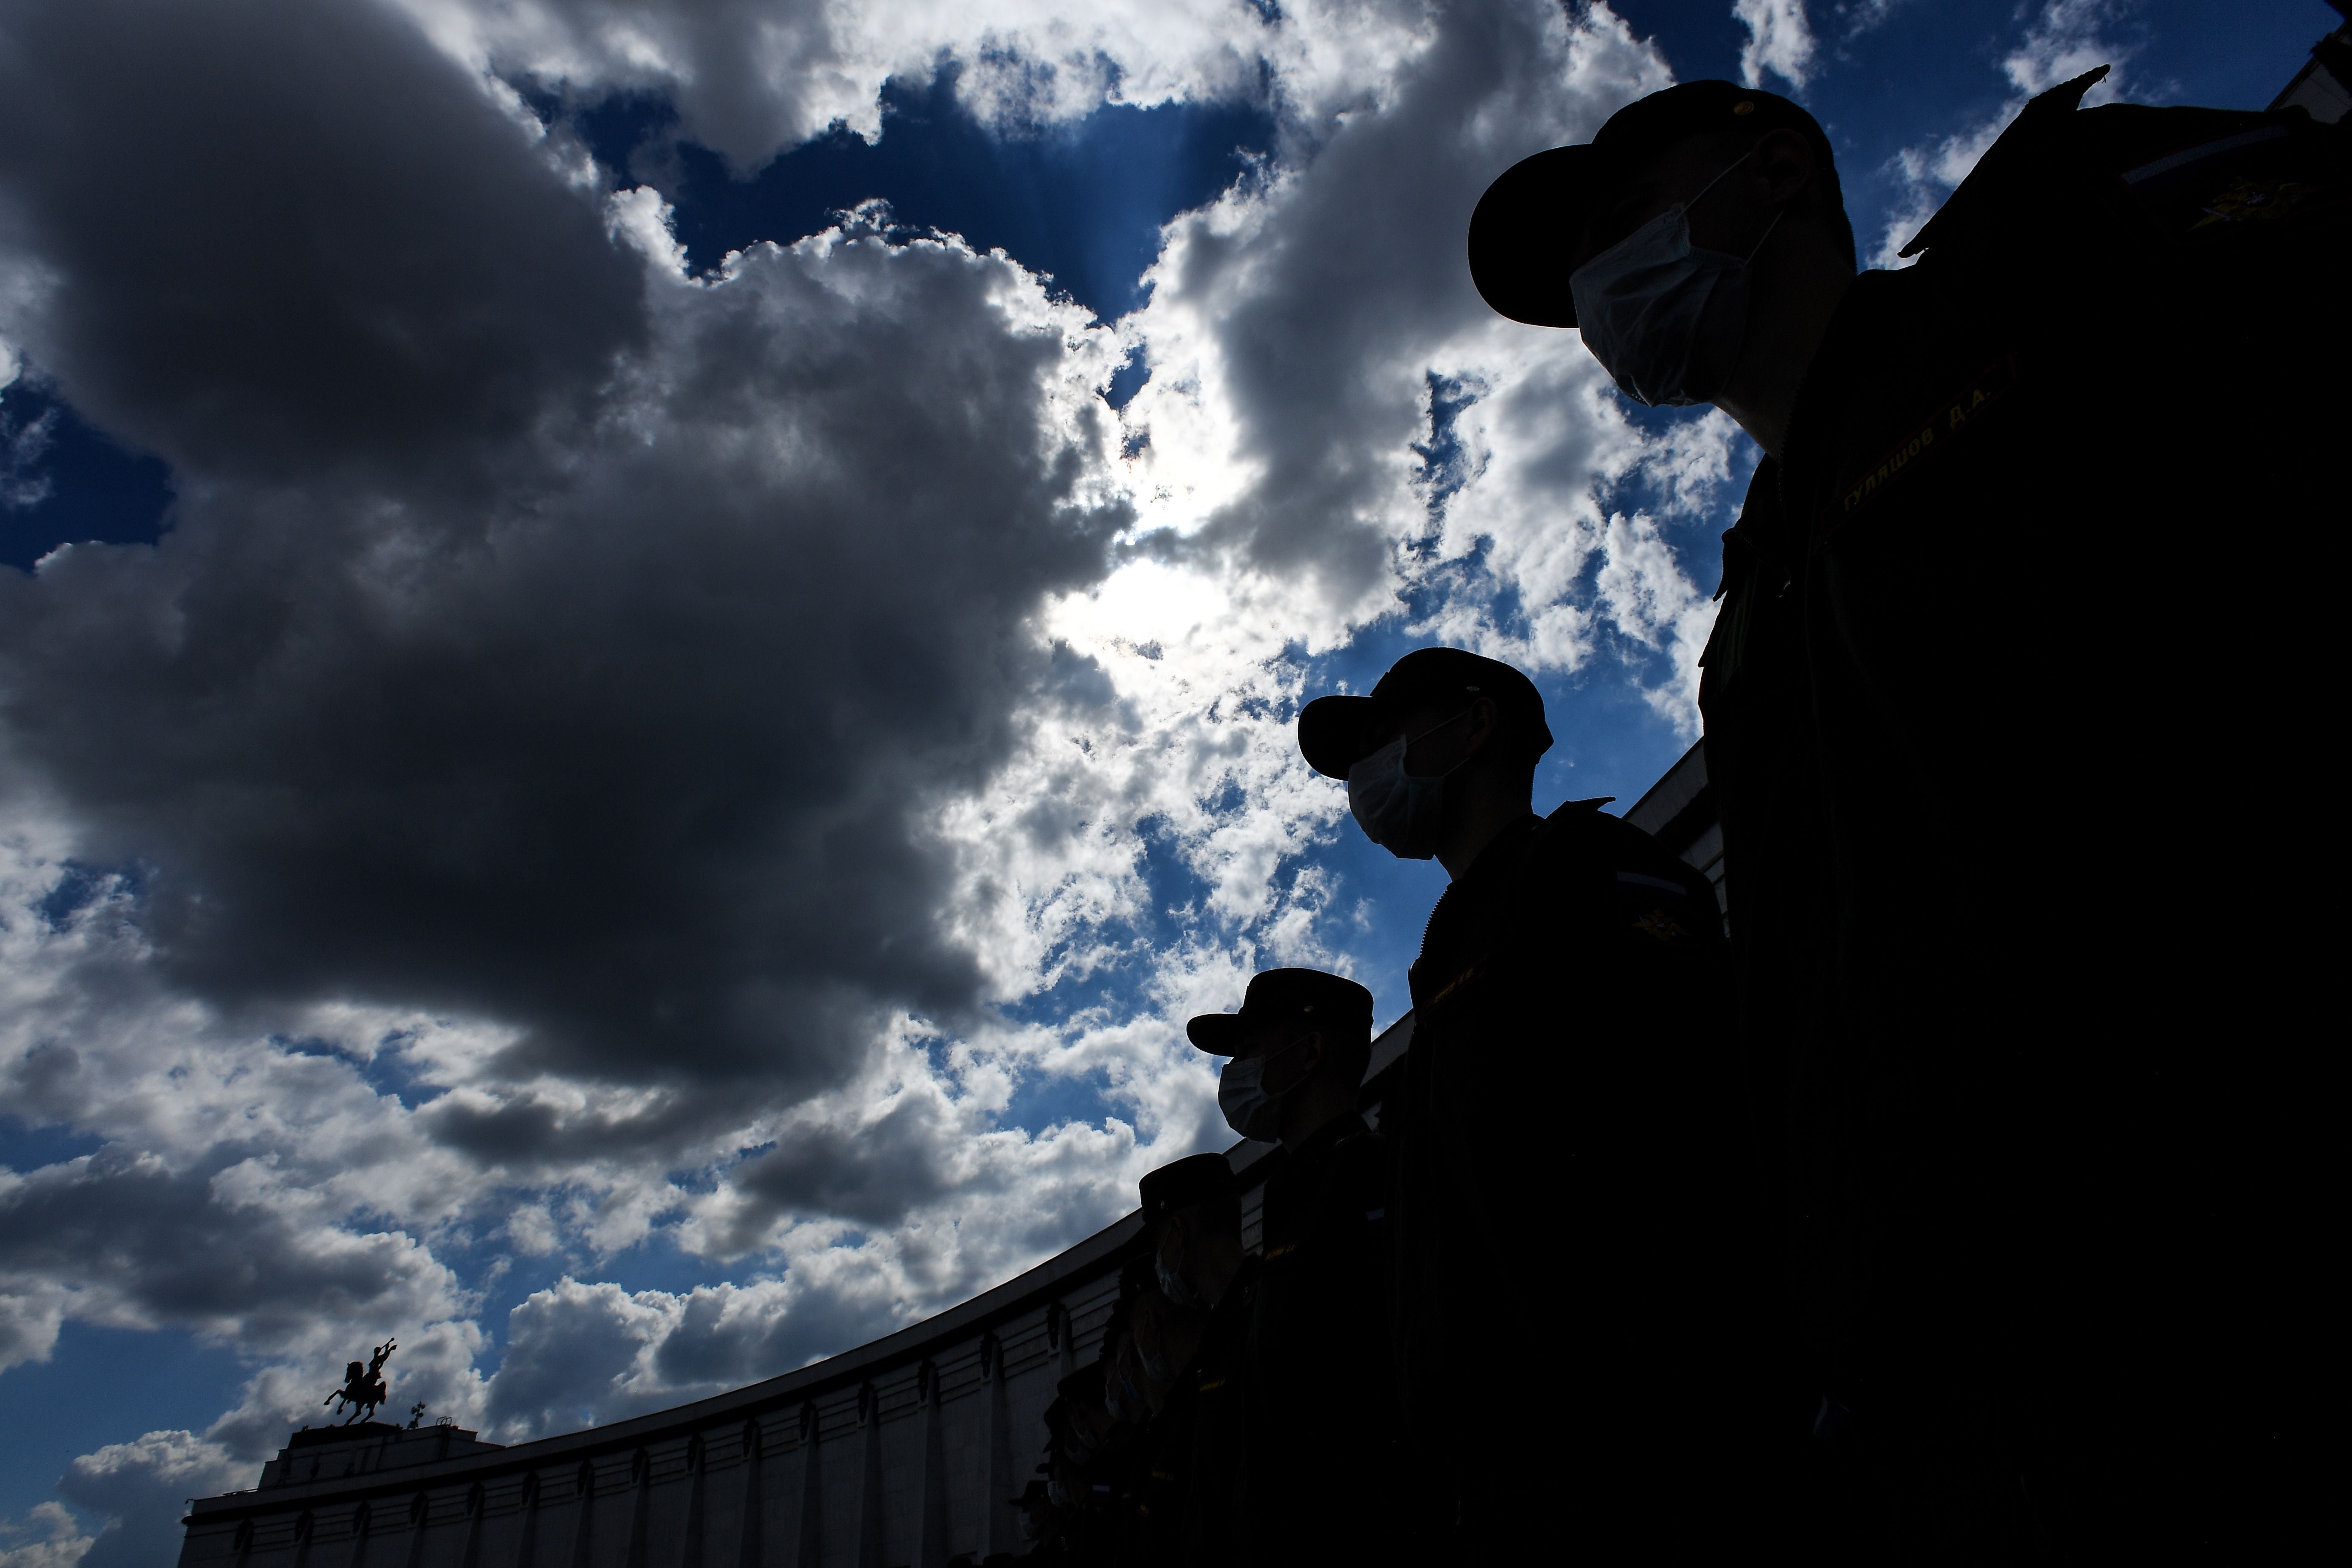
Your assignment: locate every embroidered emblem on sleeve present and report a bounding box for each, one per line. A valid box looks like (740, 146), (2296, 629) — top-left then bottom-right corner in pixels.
(1420, 956), (1487, 1012)
(2190, 174), (2331, 227)
(1631, 907), (1688, 943)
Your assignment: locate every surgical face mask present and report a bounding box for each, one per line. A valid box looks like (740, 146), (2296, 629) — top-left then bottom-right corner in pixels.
(1215, 1034), (1319, 1141)
(1568, 150), (1781, 408)
(1155, 1241), (1207, 1314)
(1139, 1344), (1176, 1385)
(1216, 1052), (1285, 1142)
(1345, 710), (1471, 860)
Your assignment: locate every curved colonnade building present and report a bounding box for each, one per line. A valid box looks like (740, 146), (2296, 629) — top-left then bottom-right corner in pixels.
(177, 744), (1722, 1568)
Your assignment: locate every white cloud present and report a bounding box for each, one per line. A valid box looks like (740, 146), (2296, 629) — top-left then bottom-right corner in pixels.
(395, 0), (1300, 169)
(1735, 0), (1818, 91)
(57, 1432), (247, 1568)
(0, 397), (56, 512)
(0, 1505), (88, 1568)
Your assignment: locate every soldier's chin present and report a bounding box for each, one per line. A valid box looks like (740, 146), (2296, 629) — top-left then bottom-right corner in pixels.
(1687, 281), (1752, 404)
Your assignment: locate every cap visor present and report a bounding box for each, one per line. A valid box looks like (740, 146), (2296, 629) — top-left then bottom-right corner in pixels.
(1297, 694), (1389, 780)
(1467, 144), (1619, 329)
(1185, 1014), (1246, 1054)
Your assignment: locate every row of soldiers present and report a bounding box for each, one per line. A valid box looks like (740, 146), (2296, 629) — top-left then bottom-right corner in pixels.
(1034, 61), (2340, 1563)
(1021, 983), (1401, 1568)
(1020, 645), (1750, 1565)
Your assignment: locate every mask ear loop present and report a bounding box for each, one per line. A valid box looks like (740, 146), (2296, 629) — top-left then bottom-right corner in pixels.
(1687, 144), (1786, 263)
(1683, 144), (1759, 213)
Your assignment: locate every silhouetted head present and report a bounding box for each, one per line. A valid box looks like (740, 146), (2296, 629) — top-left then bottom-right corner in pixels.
(1139, 1153), (1244, 1310)
(1298, 646), (1551, 874)
(1188, 967), (1375, 1150)
(1470, 82), (1862, 434)
(1469, 81), (1853, 329)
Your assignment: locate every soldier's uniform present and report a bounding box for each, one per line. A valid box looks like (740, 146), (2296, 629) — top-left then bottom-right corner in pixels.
(1128, 1257), (1260, 1568)
(1241, 1110), (1399, 1566)
(1697, 74), (2347, 1555)
(1043, 1371), (1135, 1567)
(1124, 1154), (1260, 1568)
(1391, 795), (1767, 1560)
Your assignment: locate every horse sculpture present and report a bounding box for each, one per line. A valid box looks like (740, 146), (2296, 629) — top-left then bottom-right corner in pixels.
(324, 1339), (396, 1425)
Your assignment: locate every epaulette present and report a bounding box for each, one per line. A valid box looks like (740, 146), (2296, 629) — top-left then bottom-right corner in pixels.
(1898, 66), (2112, 263)
(1900, 65), (2347, 267)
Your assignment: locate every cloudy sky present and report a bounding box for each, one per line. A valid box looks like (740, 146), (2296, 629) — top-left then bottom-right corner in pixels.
(0, 0), (2329, 1560)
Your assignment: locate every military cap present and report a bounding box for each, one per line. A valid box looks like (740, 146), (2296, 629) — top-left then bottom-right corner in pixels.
(1138, 1152), (1237, 1225)
(1185, 968), (1374, 1054)
(1468, 80), (1838, 327)
(1297, 646), (1552, 780)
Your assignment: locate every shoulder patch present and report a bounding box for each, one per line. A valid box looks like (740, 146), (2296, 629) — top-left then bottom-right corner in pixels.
(1630, 907), (1689, 944)
(2189, 173), (2338, 229)
(1815, 355), (2017, 548)
(1418, 955), (1487, 1012)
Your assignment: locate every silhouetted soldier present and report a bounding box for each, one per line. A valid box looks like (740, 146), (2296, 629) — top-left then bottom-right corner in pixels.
(1126, 1154), (1258, 1568)
(1298, 648), (1760, 1560)
(1044, 1366), (1133, 1567)
(1469, 74), (2346, 1555)
(1187, 968), (1399, 1567)
(1091, 1277), (1155, 1565)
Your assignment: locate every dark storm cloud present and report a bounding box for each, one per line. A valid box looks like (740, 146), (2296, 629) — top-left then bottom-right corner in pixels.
(724, 1093), (961, 1231)
(0, 0), (643, 491)
(0, 0), (1133, 1175)
(0, 1145), (452, 1340)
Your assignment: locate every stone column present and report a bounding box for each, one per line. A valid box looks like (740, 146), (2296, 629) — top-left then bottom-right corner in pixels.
(566, 1461), (597, 1568)
(405, 1492), (433, 1568)
(680, 1437), (707, 1568)
(791, 1404), (822, 1568)
(512, 1475), (541, 1568)
(734, 1419), (764, 1568)
(457, 1484), (485, 1568)
(853, 1384), (884, 1568)
(1046, 1303), (1075, 1385)
(623, 1451), (652, 1568)
(978, 1335), (1016, 1562)
(913, 1364), (947, 1568)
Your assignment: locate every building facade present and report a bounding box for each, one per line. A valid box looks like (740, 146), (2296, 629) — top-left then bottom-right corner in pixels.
(179, 744), (1724, 1568)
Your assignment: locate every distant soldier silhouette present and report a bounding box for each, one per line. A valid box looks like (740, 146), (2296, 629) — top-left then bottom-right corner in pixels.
(1187, 968), (1401, 1568)
(1469, 70), (2346, 1557)
(1297, 650), (1758, 1563)
(324, 1339), (395, 1425)
(1126, 1154), (1256, 1568)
